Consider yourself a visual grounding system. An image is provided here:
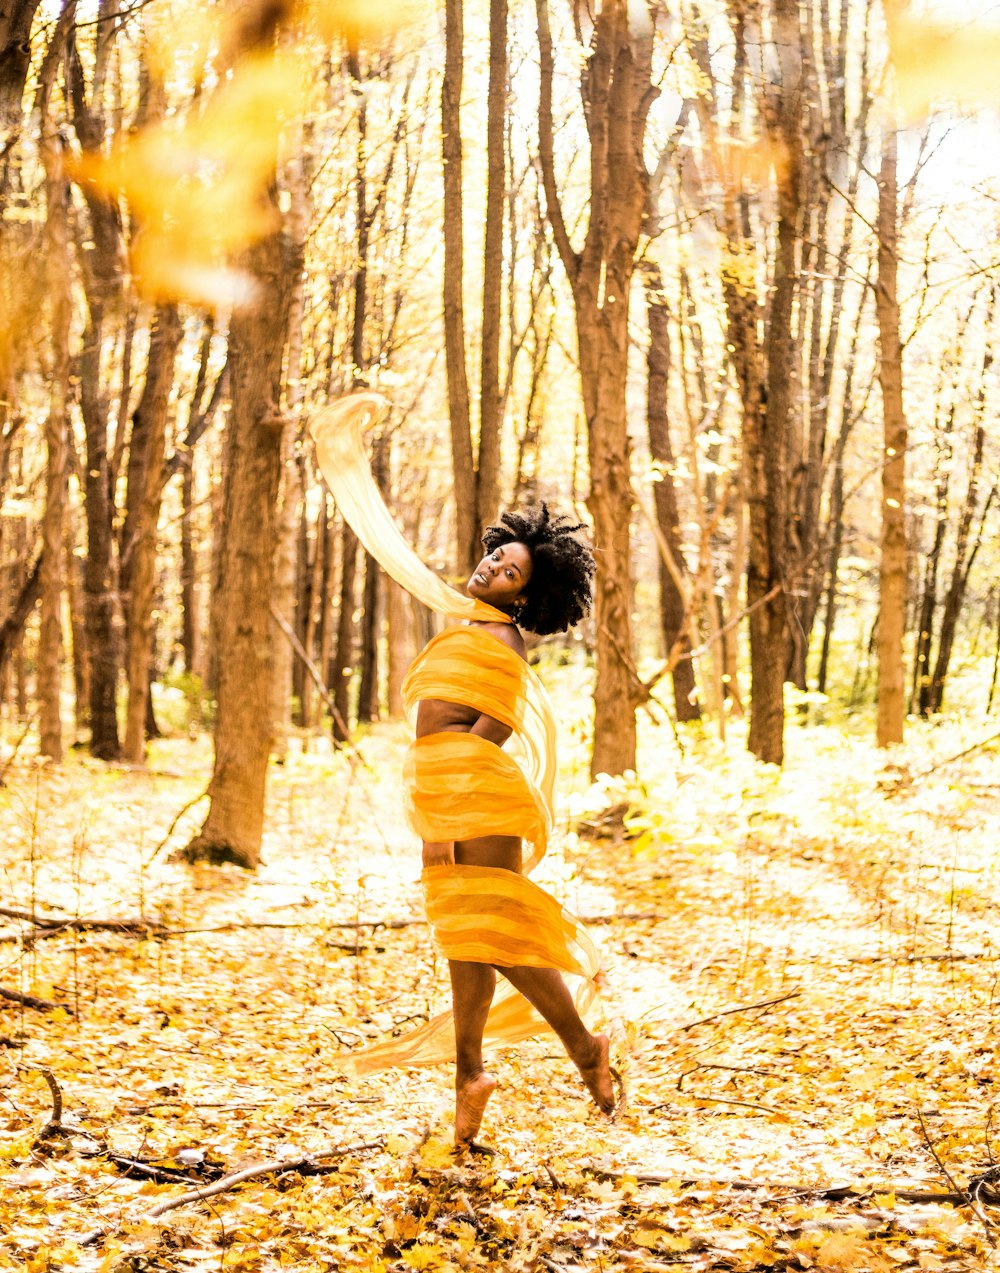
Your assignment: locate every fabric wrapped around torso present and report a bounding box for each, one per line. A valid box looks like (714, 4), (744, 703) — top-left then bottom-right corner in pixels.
(401, 626), (554, 871)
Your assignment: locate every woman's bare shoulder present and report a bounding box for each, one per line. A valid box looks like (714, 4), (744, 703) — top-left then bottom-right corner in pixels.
(470, 621), (527, 660)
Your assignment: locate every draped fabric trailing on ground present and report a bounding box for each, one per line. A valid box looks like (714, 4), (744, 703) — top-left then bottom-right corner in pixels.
(310, 394), (603, 1076)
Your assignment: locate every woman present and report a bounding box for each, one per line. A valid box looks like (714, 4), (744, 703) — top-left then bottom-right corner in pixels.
(311, 395), (621, 1147)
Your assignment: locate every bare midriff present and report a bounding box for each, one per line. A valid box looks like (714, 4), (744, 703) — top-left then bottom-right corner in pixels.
(415, 697), (522, 872)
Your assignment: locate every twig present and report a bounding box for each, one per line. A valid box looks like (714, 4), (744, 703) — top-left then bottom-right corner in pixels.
(269, 603), (368, 762)
(887, 729), (1000, 792)
(0, 711), (39, 784)
(915, 1108), (996, 1244)
(143, 787), (211, 867)
(682, 1092), (781, 1116)
(142, 1140), (385, 1220)
(107, 1154), (203, 1186)
(915, 1108), (967, 1200)
(672, 990), (801, 1033)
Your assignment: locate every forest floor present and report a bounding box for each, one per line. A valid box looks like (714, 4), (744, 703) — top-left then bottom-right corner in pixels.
(3, 695), (1000, 1272)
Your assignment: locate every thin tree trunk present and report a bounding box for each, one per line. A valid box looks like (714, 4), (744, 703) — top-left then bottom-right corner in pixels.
(925, 294), (996, 714)
(875, 128), (907, 747)
(475, 0), (507, 541)
(441, 0), (476, 572)
(0, 553), (41, 683)
(121, 304), (183, 762)
(180, 456), (197, 675)
(65, 516), (89, 737)
(642, 259), (699, 721)
(357, 434), (387, 723)
(270, 138), (309, 753)
(36, 15), (75, 760)
(330, 523), (358, 744)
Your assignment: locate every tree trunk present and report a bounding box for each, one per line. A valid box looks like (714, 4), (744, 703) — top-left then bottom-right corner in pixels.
(67, 24), (125, 761)
(441, 0), (476, 573)
(37, 94), (73, 759)
(642, 260), (699, 721)
(475, 0), (507, 542)
(271, 445), (301, 759)
(180, 455), (197, 675)
(744, 0), (803, 765)
(121, 304), (182, 762)
(0, 0), (43, 134)
(357, 434), (388, 723)
(536, 0), (655, 779)
(925, 293), (996, 714)
(180, 185), (292, 867)
(65, 516), (89, 737)
(0, 552), (41, 682)
(875, 128), (907, 747)
(330, 523), (358, 744)
(78, 308), (121, 759)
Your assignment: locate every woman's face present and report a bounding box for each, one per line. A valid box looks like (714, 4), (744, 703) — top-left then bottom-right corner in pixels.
(467, 541), (533, 612)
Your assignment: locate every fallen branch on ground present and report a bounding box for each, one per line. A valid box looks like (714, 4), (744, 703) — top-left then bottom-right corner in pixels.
(1, 907), (666, 944)
(144, 1140), (384, 1218)
(671, 990), (802, 1034)
(0, 986), (66, 1012)
(849, 951), (993, 964)
(0, 905), (157, 935)
(585, 1166), (971, 1205)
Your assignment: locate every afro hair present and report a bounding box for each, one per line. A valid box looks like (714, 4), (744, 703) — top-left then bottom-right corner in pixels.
(481, 503), (595, 635)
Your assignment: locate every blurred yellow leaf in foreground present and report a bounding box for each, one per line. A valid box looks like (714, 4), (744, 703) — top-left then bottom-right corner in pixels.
(885, 4), (1000, 118)
(74, 53), (307, 306)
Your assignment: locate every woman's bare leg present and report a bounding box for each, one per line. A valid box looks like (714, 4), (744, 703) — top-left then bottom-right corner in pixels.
(498, 964), (615, 1113)
(449, 960), (497, 1143)
(445, 834), (614, 1128)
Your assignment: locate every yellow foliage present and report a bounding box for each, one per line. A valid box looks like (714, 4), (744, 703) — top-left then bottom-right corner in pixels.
(885, 3), (1000, 118)
(73, 52), (306, 306)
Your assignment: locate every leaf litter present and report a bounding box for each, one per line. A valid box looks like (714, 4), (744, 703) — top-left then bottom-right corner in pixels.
(2, 711), (1000, 1270)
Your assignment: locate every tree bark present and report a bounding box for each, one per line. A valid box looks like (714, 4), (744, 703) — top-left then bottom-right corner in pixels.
(744, 0), (803, 765)
(121, 304), (183, 762)
(0, 0), (42, 134)
(67, 22), (125, 761)
(36, 8), (76, 760)
(181, 205), (290, 867)
(875, 128), (907, 747)
(180, 456), (198, 675)
(330, 523), (358, 744)
(441, 0), (476, 573)
(924, 288), (996, 714)
(536, 0), (655, 778)
(642, 259), (699, 721)
(0, 552), (41, 682)
(475, 0), (507, 543)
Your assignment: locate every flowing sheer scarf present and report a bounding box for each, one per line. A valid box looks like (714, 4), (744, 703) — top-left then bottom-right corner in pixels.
(310, 395), (601, 1075)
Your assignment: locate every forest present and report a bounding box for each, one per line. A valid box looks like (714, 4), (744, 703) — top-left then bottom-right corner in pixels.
(2, 0), (1000, 1269)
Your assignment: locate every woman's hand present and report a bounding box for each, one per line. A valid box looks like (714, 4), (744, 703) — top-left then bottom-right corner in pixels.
(422, 840), (455, 867)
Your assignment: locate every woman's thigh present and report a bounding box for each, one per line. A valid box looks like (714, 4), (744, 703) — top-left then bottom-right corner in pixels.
(454, 834), (521, 873)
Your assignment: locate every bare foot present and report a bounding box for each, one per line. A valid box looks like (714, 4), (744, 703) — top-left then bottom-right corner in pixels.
(576, 1033), (616, 1114)
(455, 1070), (497, 1145)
